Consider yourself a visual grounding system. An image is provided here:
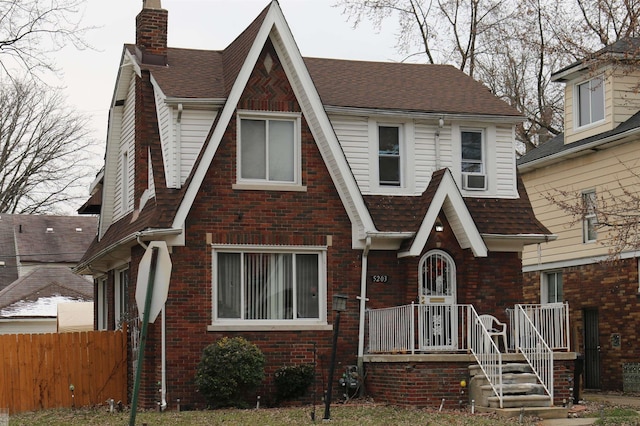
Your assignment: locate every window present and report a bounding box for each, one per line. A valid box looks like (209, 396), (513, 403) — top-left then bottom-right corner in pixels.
(543, 271), (563, 304)
(115, 268), (129, 329)
(238, 114), (300, 184)
(378, 125), (401, 186)
(213, 248), (325, 323)
(577, 76), (604, 127)
(97, 277), (108, 330)
(461, 130), (483, 173)
(583, 191), (597, 243)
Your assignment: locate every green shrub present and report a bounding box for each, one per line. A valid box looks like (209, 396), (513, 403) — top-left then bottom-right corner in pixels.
(194, 337), (265, 408)
(274, 363), (315, 402)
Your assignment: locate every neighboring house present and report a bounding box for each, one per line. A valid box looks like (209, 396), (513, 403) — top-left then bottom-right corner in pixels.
(0, 214), (98, 333)
(76, 1), (573, 411)
(518, 38), (640, 392)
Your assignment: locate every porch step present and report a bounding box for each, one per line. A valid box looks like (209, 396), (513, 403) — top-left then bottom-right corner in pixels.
(469, 363), (533, 377)
(473, 372), (538, 385)
(475, 405), (569, 419)
(488, 394), (552, 408)
(481, 382), (547, 396)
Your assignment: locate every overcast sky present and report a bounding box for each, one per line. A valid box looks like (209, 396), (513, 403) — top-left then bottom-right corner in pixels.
(54, 0), (402, 145)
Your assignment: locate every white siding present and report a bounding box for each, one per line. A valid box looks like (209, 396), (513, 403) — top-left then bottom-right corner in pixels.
(179, 109), (217, 185)
(113, 75), (136, 222)
(329, 115), (370, 193)
(154, 87), (175, 188)
(495, 125), (517, 196)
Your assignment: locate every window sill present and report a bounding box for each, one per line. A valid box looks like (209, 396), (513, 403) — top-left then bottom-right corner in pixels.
(232, 183), (307, 192)
(207, 323), (332, 332)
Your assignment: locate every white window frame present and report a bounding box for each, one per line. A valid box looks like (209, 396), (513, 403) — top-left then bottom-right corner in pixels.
(211, 245), (327, 328)
(114, 268), (129, 329)
(575, 75), (605, 129)
(97, 277), (108, 330)
(460, 128), (487, 190)
(236, 111), (302, 188)
(582, 190), (597, 243)
(541, 270), (563, 304)
(377, 123), (403, 187)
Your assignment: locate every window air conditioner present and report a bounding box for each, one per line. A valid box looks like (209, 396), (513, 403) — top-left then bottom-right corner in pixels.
(462, 173), (487, 190)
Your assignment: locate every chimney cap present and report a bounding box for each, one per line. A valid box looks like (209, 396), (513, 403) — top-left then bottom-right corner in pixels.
(143, 0), (162, 9)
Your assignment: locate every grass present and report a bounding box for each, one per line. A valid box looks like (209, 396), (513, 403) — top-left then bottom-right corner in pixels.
(7, 404), (540, 426)
(591, 407), (640, 425)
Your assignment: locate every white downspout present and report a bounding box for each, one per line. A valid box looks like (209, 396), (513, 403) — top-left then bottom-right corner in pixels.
(161, 307), (167, 410)
(435, 117), (444, 170)
(175, 103), (183, 189)
(357, 236), (372, 373)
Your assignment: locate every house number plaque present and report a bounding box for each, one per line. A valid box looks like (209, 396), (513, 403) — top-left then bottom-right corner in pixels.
(371, 275), (389, 283)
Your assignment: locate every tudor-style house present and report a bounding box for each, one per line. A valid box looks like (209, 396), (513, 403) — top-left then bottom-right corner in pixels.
(518, 38), (640, 392)
(77, 0), (574, 412)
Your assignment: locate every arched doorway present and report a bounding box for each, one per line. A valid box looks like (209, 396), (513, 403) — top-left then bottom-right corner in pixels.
(418, 250), (457, 350)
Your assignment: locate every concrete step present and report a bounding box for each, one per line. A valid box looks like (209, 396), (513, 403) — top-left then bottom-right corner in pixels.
(481, 382), (547, 396)
(488, 394), (552, 408)
(469, 363), (533, 376)
(473, 372), (539, 385)
(476, 405), (569, 420)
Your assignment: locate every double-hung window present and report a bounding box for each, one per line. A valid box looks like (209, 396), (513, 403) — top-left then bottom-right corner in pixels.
(461, 129), (486, 190)
(213, 247), (325, 324)
(378, 125), (401, 187)
(238, 113), (300, 185)
(577, 76), (604, 128)
(582, 190), (597, 243)
(542, 271), (563, 304)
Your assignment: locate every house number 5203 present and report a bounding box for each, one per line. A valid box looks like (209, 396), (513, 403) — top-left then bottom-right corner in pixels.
(372, 275), (389, 283)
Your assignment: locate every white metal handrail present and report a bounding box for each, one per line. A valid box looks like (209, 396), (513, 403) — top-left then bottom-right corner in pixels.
(507, 303), (570, 351)
(468, 305), (504, 408)
(514, 304), (554, 402)
(366, 304), (415, 354)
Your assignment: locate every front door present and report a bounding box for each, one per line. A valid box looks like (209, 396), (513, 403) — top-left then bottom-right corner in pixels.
(583, 308), (601, 389)
(418, 250), (457, 350)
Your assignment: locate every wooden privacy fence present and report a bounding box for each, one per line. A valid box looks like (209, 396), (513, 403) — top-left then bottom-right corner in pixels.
(0, 329), (127, 414)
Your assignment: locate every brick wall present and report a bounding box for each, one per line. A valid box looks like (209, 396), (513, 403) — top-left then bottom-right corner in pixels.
(523, 257), (640, 391)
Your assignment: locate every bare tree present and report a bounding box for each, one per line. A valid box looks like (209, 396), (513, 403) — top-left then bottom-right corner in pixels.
(0, 79), (96, 214)
(335, 0), (640, 152)
(0, 0), (90, 78)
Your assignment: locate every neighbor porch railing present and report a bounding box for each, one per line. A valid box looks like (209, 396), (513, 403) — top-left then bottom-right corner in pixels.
(506, 302), (570, 352)
(468, 305), (504, 408)
(513, 304), (554, 403)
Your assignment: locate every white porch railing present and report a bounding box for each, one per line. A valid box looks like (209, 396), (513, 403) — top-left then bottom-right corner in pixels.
(506, 303), (570, 351)
(468, 305), (504, 408)
(513, 304), (554, 402)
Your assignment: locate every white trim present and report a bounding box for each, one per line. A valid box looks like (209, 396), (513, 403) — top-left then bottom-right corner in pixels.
(399, 169), (487, 258)
(541, 270), (563, 304)
(323, 106), (524, 123)
(171, 2), (377, 242)
(97, 277), (108, 331)
(211, 245), (328, 327)
(523, 250), (640, 272)
(573, 74), (605, 130)
(114, 267), (128, 330)
(236, 111), (302, 186)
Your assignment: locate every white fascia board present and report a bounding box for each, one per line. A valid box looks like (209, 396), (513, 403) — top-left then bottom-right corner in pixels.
(405, 170), (487, 258)
(172, 2), (376, 238)
(269, 8), (376, 237)
(523, 249), (640, 273)
(324, 106), (525, 124)
(172, 5), (278, 229)
(519, 127), (640, 172)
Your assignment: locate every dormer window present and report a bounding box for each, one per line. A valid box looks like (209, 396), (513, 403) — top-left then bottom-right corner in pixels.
(237, 112), (301, 186)
(576, 75), (604, 128)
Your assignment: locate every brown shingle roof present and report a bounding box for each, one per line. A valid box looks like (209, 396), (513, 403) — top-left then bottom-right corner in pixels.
(364, 170), (549, 236)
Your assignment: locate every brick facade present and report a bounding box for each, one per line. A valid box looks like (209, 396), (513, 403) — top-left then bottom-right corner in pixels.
(523, 258), (640, 391)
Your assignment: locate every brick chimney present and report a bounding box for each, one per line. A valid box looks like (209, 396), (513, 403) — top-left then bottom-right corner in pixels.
(135, 0), (168, 66)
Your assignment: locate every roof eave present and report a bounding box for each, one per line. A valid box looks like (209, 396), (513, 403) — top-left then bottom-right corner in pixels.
(323, 105), (524, 123)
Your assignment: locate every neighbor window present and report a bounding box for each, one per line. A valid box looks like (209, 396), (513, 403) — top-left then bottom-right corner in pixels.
(214, 248), (325, 323)
(577, 76), (604, 127)
(583, 190), (597, 243)
(238, 114), (300, 184)
(114, 268), (129, 329)
(543, 271), (563, 304)
(378, 125), (401, 186)
(461, 130), (484, 173)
